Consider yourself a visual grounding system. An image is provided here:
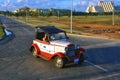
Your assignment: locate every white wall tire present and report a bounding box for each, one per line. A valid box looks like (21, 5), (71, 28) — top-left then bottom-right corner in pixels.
(55, 57), (65, 68)
(32, 48), (39, 58)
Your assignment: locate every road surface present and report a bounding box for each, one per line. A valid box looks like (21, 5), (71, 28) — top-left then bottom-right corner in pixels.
(0, 16), (120, 80)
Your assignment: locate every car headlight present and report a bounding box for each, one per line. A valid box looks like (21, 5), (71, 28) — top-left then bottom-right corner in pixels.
(65, 47), (68, 52)
(76, 45), (80, 49)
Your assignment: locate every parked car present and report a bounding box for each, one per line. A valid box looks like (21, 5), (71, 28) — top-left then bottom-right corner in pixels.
(30, 26), (85, 68)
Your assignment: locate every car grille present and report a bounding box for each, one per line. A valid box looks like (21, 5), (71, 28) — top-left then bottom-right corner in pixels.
(67, 45), (75, 57)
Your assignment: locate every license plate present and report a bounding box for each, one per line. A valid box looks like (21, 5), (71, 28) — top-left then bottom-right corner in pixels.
(74, 58), (79, 63)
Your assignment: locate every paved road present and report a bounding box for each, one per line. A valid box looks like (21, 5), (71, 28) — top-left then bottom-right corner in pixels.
(0, 16), (120, 80)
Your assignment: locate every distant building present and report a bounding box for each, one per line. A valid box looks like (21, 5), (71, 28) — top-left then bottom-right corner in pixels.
(13, 7), (40, 13)
(13, 6), (30, 13)
(86, 5), (103, 13)
(13, 7), (71, 16)
(13, 9), (19, 13)
(29, 8), (38, 12)
(98, 1), (114, 12)
(86, 1), (120, 13)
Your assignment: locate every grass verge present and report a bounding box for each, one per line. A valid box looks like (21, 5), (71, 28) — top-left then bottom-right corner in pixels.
(0, 24), (5, 39)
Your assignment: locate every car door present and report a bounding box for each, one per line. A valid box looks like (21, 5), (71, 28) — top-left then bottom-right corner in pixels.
(39, 41), (54, 59)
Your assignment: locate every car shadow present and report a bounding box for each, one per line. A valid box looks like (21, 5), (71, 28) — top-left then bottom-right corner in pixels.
(65, 45), (120, 72)
(85, 46), (120, 65)
(55, 45), (120, 71)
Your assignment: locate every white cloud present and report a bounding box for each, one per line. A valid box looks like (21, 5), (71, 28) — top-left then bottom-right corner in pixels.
(88, 0), (98, 6)
(44, 0), (49, 2)
(88, 2), (95, 6)
(73, 1), (87, 6)
(81, 1), (87, 5)
(1, 3), (7, 7)
(17, 0), (22, 3)
(7, 0), (10, 3)
(1, 4), (6, 7)
(73, 1), (88, 6)
(0, 0), (10, 7)
(35, 0), (40, 4)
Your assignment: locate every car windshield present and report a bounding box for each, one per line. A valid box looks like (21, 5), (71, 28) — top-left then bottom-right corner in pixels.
(50, 32), (66, 40)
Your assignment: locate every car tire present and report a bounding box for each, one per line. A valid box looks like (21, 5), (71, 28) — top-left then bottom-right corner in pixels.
(78, 54), (84, 64)
(55, 56), (65, 68)
(32, 48), (39, 58)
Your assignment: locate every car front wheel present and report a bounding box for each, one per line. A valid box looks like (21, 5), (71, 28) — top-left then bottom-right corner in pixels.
(55, 56), (65, 68)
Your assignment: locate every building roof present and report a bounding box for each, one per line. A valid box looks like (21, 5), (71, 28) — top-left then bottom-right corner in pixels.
(35, 26), (65, 34)
(86, 1), (115, 13)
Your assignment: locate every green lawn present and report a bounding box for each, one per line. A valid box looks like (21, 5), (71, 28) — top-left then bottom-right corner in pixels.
(0, 24), (5, 39)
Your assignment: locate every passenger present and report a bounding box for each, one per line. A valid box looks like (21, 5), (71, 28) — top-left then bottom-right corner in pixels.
(43, 34), (49, 42)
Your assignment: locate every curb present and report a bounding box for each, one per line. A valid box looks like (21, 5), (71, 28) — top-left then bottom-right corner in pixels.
(0, 22), (15, 45)
(0, 27), (15, 45)
(0, 29), (15, 45)
(68, 33), (119, 41)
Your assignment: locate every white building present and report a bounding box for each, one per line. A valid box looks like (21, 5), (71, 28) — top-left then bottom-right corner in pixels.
(86, 5), (103, 13)
(86, 1), (117, 13)
(98, 1), (114, 12)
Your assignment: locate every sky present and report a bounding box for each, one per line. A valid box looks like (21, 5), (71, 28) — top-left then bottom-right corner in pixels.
(0, 0), (120, 12)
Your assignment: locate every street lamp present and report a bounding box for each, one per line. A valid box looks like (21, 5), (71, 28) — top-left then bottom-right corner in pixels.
(38, 8), (39, 17)
(6, 6), (8, 16)
(5, 1), (10, 16)
(112, 0), (115, 26)
(25, 0), (28, 22)
(70, 0), (73, 33)
(57, 10), (60, 20)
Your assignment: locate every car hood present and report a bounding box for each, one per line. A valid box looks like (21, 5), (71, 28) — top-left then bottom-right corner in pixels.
(50, 39), (71, 47)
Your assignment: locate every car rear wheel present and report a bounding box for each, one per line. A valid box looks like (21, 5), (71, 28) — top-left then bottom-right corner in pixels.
(32, 48), (39, 58)
(55, 56), (65, 68)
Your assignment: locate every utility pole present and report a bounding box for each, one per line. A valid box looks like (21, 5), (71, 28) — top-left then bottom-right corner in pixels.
(5, 1), (10, 16)
(112, 0), (115, 26)
(6, 7), (7, 16)
(58, 10), (60, 20)
(38, 8), (39, 17)
(70, 0), (73, 33)
(25, 0), (28, 22)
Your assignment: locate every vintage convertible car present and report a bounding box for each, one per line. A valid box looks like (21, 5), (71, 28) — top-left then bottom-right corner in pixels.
(30, 26), (85, 68)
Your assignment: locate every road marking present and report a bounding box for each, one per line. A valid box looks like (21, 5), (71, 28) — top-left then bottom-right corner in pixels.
(90, 72), (120, 80)
(85, 60), (108, 72)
